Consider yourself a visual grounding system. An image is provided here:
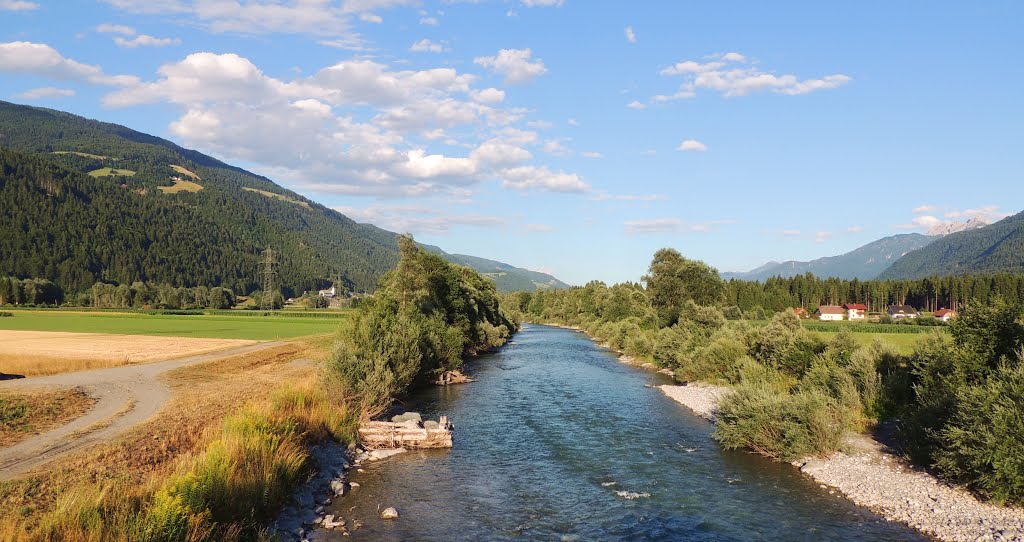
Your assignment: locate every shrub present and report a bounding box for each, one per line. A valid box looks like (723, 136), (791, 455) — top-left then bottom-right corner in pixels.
(714, 381), (851, 461)
(676, 332), (748, 384)
(624, 329), (655, 359)
(932, 362), (1024, 504)
(0, 311), (11, 317)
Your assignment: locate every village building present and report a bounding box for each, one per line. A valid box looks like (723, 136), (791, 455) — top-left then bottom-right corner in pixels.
(816, 305), (845, 321)
(843, 303), (867, 320)
(934, 308), (956, 322)
(887, 305), (919, 320)
(318, 285), (337, 299)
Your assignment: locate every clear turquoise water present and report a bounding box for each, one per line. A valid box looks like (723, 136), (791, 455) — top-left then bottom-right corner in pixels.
(327, 324), (926, 541)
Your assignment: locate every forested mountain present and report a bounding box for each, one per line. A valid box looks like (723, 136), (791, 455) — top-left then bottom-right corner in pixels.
(880, 211), (1024, 279)
(0, 101), (565, 295)
(722, 233), (936, 281)
(435, 252), (569, 291)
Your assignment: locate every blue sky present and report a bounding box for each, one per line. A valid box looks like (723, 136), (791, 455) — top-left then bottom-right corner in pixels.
(2, 1), (1022, 285)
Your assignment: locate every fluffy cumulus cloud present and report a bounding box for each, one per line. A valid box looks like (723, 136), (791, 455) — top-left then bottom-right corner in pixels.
(97, 23), (181, 47)
(0, 41), (139, 86)
(678, 139), (707, 152)
(651, 52), (850, 104)
(474, 48), (547, 84)
(0, 0), (38, 10)
(899, 204), (1010, 233)
(99, 51), (584, 197)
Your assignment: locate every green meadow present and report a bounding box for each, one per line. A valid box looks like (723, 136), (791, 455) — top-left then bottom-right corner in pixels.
(0, 310), (350, 340)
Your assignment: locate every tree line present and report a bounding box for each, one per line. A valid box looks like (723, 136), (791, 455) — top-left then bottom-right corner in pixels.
(724, 272), (1024, 313)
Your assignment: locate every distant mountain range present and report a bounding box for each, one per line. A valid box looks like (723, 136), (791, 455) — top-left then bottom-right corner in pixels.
(0, 101), (568, 294)
(879, 211), (1024, 279)
(721, 233), (938, 281)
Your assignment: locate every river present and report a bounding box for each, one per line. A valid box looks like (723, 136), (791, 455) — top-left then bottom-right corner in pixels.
(324, 324), (926, 541)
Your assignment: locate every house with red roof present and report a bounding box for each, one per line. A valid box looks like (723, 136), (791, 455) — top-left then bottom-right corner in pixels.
(816, 305), (845, 321)
(934, 308), (956, 322)
(843, 303), (867, 320)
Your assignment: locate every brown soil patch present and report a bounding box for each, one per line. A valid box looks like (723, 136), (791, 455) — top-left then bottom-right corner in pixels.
(0, 331), (256, 377)
(0, 388), (95, 448)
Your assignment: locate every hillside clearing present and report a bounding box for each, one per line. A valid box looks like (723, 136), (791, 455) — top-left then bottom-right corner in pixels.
(51, 151), (108, 160)
(158, 178), (203, 193)
(169, 164), (200, 180)
(87, 167), (135, 177)
(243, 187), (312, 209)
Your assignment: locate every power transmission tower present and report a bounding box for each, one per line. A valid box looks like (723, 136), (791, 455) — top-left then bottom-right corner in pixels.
(259, 246), (277, 311)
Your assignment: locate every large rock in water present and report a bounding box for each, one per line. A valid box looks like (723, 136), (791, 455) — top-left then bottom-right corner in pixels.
(380, 507), (399, 520)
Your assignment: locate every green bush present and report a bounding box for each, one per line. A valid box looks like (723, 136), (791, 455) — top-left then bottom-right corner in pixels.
(0, 311), (11, 317)
(714, 381), (852, 461)
(932, 363), (1024, 504)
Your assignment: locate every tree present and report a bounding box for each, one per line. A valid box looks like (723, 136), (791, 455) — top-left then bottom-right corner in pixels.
(643, 248), (724, 326)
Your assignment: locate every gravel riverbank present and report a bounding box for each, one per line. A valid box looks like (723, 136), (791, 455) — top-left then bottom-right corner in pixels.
(657, 382), (1024, 542)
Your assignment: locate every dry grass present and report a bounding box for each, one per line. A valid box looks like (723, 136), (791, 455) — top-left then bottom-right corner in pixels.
(51, 151), (109, 160)
(0, 331), (255, 377)
(158, 179), (204, 194)
(169, 165), (200, 180)
(242, 187), (312, 209)
(87, 168), (135, 178)
(0, 341), (325, 532)
(0, 388), (95, 448)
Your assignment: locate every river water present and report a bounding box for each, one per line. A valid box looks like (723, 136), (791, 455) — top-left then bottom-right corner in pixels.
(325, 324), (926, 541)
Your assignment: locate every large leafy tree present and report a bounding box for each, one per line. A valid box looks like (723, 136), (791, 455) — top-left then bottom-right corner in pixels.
(643, 248), (724, 326)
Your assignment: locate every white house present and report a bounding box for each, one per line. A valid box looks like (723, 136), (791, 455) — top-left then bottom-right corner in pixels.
(318, 285), (336, 299)
(887, 305), (919, 320)
(934, 308), (956, 322)
(816, 305), (845, 321)
(843, 303), (867, 320)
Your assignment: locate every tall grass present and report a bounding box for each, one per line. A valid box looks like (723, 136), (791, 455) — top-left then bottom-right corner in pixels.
(3, 383), (357, 542)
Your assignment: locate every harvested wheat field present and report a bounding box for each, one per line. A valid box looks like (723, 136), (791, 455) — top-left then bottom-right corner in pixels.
(0, 330), (256, 377)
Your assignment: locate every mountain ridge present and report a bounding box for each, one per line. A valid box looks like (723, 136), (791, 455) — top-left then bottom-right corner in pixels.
(0, 100), (567, 294)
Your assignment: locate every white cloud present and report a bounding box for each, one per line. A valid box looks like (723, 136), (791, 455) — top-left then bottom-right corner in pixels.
(102, 51), (581, 198)
(581, 151), (602, 158)
(115, 35), (182, 48)
(624, 25), (636, 44)
(541, 139), (570, 156)
(521, 0), (563, 6)
(474, 48), (547, 84)
(499, 166), (588, 193)
(678, 139), (707, 152)
(814, 231), (833, 243)
(847, 225), (864, 233)
(0, 41), (139, 86)
(15, 87), (75, 100)
(419, 16), (438, 25)
(0, 0), (39, 10)
(335, 203), (504, 235)
(899, 205), (1010, 232)
(567, 118), (579, 126)
(625, 218), (681, 234)
(410, 38), (445, 53)
(782, 229), (802, 237)
(912, 204), (936, 213)
(526, 223), (555, 233)
(626, 100), (646, 110)
(359, 12), (382, 23)
(653, 52), (850, 103)
(97, 23), (136, 35)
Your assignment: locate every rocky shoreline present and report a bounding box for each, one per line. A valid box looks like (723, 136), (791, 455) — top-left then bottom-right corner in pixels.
(657, 382), (1024, 542)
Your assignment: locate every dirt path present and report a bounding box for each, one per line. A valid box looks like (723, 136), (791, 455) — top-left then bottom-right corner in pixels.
(0, 342), (284, 480)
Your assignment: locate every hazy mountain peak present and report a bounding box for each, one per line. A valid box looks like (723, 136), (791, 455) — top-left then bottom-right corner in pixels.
(926, 217), (990, 236)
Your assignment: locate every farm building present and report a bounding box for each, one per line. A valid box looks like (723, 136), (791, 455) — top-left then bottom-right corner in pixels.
(318, 285), (337, 299)
(934, 308), (956, 322)
(843, 303), (867, 320)
(816, 305), (845, 321)
(887, 305), (919, 320)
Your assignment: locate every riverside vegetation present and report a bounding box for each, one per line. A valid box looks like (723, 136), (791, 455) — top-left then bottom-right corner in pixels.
(507, 247), (1024, 506)
(0, 236), (515, 541)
